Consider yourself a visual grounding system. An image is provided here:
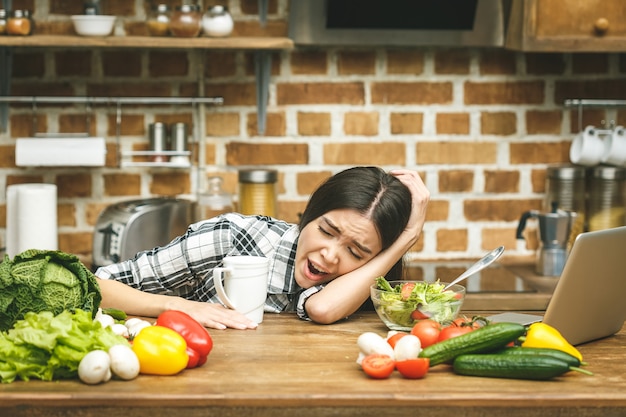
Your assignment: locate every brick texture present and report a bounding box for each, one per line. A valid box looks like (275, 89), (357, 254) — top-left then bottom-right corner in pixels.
(2, 1), (624, 262)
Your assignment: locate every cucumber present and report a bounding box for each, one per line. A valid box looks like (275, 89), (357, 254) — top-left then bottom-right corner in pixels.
(453, 353), (572, 380)
(418, 322), (525, 366)
(495, 346), (582, 367)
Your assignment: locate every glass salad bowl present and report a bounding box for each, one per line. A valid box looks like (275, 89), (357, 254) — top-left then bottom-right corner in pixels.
(370, 279), (466, 331)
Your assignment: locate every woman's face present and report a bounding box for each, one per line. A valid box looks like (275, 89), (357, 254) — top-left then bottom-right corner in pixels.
(294, 208), (383, 289)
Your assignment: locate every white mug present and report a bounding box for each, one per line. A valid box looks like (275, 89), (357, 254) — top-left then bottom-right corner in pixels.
(213, 256), (269, 324)
(601, 126), (626, 167)
(570, 125), (604, 166)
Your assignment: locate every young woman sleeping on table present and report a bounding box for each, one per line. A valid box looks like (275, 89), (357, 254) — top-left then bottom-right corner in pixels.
(96, 166), (430, 330)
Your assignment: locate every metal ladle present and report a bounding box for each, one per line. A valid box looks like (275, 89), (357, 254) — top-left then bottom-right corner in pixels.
(417, 246), (505, 318)
(443, 245), (505, 291)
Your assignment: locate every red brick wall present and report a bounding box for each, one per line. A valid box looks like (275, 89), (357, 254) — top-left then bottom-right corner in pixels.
(2, 0), (626, 262)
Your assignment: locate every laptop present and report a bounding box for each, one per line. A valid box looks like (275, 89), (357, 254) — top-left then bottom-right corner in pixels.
(489, 226), (626, 345)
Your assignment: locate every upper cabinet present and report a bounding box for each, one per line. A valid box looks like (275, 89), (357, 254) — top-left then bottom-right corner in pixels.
(505, 0), (626, 52)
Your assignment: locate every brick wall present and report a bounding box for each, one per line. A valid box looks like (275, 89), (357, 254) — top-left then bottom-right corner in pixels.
(2, 0), (626, 262)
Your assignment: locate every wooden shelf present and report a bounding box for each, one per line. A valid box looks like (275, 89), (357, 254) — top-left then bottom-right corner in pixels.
(0, 35), (294, 50)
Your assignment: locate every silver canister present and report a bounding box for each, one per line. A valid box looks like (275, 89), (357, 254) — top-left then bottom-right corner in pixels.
(170, 122), (190, 165)
(587, 166), (626, 231)
(148, 122), (169, 163)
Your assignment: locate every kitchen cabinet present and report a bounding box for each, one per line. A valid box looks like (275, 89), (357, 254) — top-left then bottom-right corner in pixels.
(505, 0), (626, 52)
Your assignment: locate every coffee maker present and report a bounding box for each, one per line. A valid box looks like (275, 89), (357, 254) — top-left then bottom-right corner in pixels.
(516, 204), (580, 277)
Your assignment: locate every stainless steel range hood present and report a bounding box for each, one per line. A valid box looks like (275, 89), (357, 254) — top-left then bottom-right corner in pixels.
(289, 0), (507, 47)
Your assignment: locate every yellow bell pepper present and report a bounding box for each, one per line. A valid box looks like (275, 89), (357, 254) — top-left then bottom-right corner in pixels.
(521, 322), (583, 362)
(132, 325), (189, 375)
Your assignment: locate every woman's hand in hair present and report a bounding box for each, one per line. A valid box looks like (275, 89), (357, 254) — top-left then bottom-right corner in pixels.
(390, 169), (430, 244)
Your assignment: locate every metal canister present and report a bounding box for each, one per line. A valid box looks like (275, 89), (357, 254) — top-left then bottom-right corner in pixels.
(148, 122), (169, 163)
(587, 166), (626, 231)
(544, 165), (586, 213)
(238, 169), (277, 217)
(170, 122), (190, 165)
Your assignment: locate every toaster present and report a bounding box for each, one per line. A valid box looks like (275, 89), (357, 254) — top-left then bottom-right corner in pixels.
(92, 197), (194, 270)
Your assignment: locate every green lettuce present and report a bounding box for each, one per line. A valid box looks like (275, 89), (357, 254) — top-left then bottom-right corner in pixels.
(0, 249), (102, 331)
(375, 277), (461, 327)
(0, 309), (129, 383)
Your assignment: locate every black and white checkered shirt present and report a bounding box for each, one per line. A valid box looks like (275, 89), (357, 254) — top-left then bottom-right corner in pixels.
(96, 213), (322, 319)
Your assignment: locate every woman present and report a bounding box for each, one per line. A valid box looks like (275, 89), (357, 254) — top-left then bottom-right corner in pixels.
(96, 166), (429, 330)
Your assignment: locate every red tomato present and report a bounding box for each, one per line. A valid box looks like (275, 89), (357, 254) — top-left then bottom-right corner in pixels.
(410, 309), (431, 321)
(452, 316), (482, 329)
(437, 324), (474, 342)
(361, 354), (395, 379)
(395, 358), (430, 379)
(410, 319), (441, 348)
(387, 332), (408, 348)
(400, 282), (415, 300)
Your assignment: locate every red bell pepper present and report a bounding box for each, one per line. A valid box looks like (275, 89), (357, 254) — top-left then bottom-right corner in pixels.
(155, 310), (213, 368)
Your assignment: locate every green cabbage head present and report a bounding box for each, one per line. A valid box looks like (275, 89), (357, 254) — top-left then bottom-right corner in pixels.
(0, 249), (101, 331)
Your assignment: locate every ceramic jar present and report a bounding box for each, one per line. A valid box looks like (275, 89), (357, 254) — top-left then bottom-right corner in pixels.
(170, 4), (201, 38)
(202, 5), (234, 37)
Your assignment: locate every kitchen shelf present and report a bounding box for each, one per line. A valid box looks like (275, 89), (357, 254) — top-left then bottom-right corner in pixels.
(0, 35), (294, 134)
(0, 35), (294, 50)
(120, 151), (192, 169)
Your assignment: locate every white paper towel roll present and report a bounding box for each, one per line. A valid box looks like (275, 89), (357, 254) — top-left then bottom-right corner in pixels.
(6, 184), (58, 258)
(15, 137), (106, 166)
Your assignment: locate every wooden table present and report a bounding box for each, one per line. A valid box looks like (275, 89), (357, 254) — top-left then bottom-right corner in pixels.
(1, 312), (625, 417)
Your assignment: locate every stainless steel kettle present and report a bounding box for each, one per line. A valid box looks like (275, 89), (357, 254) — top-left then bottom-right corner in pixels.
(516, 205), (579, 277)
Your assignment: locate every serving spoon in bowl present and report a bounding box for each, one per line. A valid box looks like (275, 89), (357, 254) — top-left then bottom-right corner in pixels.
(441, 245), (505, 291)
(416, 246), (505, 319)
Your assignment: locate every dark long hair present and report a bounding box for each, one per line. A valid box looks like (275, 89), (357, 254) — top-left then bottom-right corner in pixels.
(299, 166), (412, 280)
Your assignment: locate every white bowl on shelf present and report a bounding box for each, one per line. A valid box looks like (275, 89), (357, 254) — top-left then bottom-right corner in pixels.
(71, 15), (116, 37)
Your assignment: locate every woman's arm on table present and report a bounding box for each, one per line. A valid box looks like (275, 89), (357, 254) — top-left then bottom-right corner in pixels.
(97, 278), (258, 330)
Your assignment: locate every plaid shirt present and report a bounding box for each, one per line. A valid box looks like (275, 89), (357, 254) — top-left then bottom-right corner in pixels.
(95, 213), (322, 319)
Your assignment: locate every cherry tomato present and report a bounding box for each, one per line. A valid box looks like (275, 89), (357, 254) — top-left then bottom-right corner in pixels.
(437, 324), (474, 342)
(410, 319), (441, 348)
(410, 309), (431, 321)
(386, 332), (408, 348)
(395, 358), (430, 379)
(452, 316), (482, 329)
(361, 354), (395, 379)
(400, 282), (415, 300)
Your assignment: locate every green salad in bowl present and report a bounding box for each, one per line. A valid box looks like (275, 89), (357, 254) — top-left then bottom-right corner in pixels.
(370, 277), (466, 331)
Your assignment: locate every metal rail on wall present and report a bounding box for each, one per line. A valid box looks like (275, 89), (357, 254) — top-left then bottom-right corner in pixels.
(565, 99), (626, 132)
(0, 95), (223, 168)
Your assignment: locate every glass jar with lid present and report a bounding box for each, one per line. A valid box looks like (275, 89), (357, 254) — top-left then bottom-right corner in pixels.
(169, 4), (201, 38)
(238, 169), (278, 218)
(0, 9), (7, 35)
(197, 176), (233, 221)
(7, 9), (33, 36)
(147, 4), (170, 36)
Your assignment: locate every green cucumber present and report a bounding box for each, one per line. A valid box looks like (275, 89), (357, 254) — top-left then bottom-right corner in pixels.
(495, 346), (583, 367)
(453, 354), (574, 380)
(419, 322), (525, 366)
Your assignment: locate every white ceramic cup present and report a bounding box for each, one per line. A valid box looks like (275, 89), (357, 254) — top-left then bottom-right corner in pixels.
(213, 256), (269, 324)
(601, 126), (626, 167)
(570, 126), (604, 166)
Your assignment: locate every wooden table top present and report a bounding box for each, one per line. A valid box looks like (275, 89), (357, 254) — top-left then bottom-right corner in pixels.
(1, 312), (625, 417)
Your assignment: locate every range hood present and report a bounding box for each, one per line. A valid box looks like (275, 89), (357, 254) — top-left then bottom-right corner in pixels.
(289, 0), (508, 47)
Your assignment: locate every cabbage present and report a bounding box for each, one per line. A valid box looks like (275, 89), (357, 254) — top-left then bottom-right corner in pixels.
(0, 249), (102, 331)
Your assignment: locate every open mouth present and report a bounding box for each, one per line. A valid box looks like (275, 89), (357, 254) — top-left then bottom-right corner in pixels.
(308, 260), (328, 277)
